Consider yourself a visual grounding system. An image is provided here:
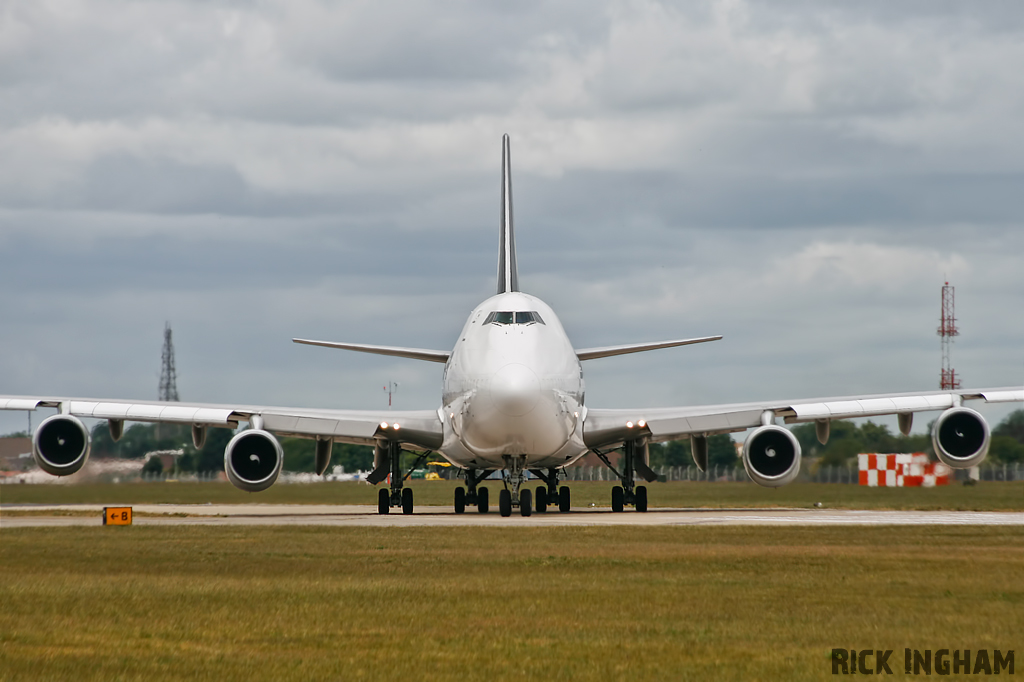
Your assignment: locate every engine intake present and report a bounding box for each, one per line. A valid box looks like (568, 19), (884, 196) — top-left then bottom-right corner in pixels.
(225, 429), (283, 492)
(33, 414), (91, 476)
(742, 425), (801, 488)
(932, 407), (989, 468)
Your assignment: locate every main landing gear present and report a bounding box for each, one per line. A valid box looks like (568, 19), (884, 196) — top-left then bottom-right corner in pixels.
(594, 438), (658, 512)
(454, 464), (571, 518)
(368, 440), (430, 515)
(529, 467), (571, 513)
(454, 469), (492, 514)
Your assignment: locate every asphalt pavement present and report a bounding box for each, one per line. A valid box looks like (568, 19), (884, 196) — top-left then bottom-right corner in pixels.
(3, 504), (1024, 527)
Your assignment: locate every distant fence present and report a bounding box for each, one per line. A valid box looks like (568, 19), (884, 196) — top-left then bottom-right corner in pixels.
(564, 465), (752, 482)
(965, 463), (1024, 482)
(138, 471), (222, 483)
(6, 462), (1023, 485)
(562, 462), (1024, 484)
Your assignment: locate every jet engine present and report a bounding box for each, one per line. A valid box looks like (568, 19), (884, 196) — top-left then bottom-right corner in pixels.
(742, 425), (801, 488)
(932, 407), (990, 469)
(32, 414), (91, 476)
(224, 429), (283, 492)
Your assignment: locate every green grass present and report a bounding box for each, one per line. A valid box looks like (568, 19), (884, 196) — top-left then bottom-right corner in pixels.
(0, 526), (1021, 681)
(2, 480), (1022, 510)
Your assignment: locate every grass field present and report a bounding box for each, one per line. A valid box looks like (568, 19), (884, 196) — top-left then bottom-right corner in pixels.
(2, 479), (1022, 510)
(0, 525), (1021, 681)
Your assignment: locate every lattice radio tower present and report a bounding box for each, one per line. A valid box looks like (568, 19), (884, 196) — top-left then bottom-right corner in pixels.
(937, 282), (961, 390)
(159, 322), (180, 402)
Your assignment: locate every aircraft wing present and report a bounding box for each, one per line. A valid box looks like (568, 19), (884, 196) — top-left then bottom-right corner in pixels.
(582, 387), (1024, 448)
(575, 335), (721, 361)
(0, 395), (443, 450)
(292, 338), (451, 363)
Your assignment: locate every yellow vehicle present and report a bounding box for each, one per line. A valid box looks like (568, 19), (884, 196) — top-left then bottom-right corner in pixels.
(425, 461), (451, 481)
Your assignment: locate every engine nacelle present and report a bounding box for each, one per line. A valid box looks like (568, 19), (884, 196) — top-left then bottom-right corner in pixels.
(33, 414), (91, 476)
(742, 424), (801, 488)
(932, 407), (989, 469)
(224, 429), (283, 492)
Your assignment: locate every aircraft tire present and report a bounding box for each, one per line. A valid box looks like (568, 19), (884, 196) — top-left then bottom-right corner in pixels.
(402, 487), (414, 515)
(477, 487), (489, 513)
(558, 486), (571, 512)
(535, 486), (547, 513)
(378, 488), (389, 515)
(499, 489), (512, 517)
(520, 489), (532, 517)
(636, 485), (648, 513)
(454, 486), (466, 514)
(611, 486), (624, 513)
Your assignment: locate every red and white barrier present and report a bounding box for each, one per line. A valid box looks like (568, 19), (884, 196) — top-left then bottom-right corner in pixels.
(858, 453), (951, 487)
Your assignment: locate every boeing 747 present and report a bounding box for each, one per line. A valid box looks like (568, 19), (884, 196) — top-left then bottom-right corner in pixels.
(3, 136), (1021, 516)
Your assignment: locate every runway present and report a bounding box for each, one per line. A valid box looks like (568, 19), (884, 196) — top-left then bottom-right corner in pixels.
(3, 504), (1024, 527)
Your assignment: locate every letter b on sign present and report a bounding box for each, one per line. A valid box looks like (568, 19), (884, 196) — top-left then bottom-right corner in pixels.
(103, 507), (132, 526)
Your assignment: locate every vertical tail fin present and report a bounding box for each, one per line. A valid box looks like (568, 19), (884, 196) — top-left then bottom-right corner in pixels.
(497, 133), (519, 294)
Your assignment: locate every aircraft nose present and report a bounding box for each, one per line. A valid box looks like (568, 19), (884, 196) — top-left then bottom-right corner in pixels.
(488, 363), (540, 416)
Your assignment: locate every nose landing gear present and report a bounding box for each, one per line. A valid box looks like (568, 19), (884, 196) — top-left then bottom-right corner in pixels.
(499, 455), (532, 517)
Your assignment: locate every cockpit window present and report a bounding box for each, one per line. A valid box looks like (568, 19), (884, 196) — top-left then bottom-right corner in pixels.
(485, 311), (545, 326)
(516, 311), (543, 324)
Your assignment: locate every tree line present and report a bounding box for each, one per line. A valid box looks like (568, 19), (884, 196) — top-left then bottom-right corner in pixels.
(87, 423), (375, 475)
(646, 409), (1024, 469)
(792, 409), (1024, 465)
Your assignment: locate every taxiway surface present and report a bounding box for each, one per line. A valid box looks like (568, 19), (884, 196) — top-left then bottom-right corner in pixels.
(3, 504), (1024, 527)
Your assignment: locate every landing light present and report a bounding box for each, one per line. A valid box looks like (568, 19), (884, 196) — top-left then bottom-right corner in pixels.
(638, 420), (646, 428)
(393, 423), (400, 431)
(626, 421), (634, 428)
(380, 422), (389, 429)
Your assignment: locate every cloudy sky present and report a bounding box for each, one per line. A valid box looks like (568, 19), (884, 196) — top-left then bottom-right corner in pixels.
(1, 0), (1021, 436)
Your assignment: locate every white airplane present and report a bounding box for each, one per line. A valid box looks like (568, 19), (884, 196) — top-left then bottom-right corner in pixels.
(4, 135), (1021, 517)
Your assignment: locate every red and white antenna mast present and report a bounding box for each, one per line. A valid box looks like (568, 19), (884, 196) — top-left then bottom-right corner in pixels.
(383, 381), (399, 408)
(937, 281), (960, 390)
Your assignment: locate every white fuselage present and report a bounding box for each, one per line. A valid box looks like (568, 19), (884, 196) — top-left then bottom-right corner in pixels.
(438, 291), (588, 469)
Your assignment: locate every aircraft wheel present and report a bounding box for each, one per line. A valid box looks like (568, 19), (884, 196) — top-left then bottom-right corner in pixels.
(478, 487), (489, 514)
(535, 486), (547, 513)
(454, 486), (466, 514)
(558, 486), (571, 512)
(377, 488), (390, 515)
(402, 487), (414, 515)
(520, 489), (532, 517)
(499, 489), (512, 517)
(636, 485), (648, 513)
(611, 486), (624, 513)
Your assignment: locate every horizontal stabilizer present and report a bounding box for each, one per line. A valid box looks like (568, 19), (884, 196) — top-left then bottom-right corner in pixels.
(293, 338), (451, 363)
(575, 335), (722, 361)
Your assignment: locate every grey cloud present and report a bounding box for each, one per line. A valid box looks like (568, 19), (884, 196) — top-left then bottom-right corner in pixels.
(0, 0), (1021, 437)
(517, 168), (1024, 236)
(277, 1), (608, 83)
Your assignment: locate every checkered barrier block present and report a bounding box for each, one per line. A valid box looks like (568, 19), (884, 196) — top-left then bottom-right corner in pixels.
(858, 453), (951, 487)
